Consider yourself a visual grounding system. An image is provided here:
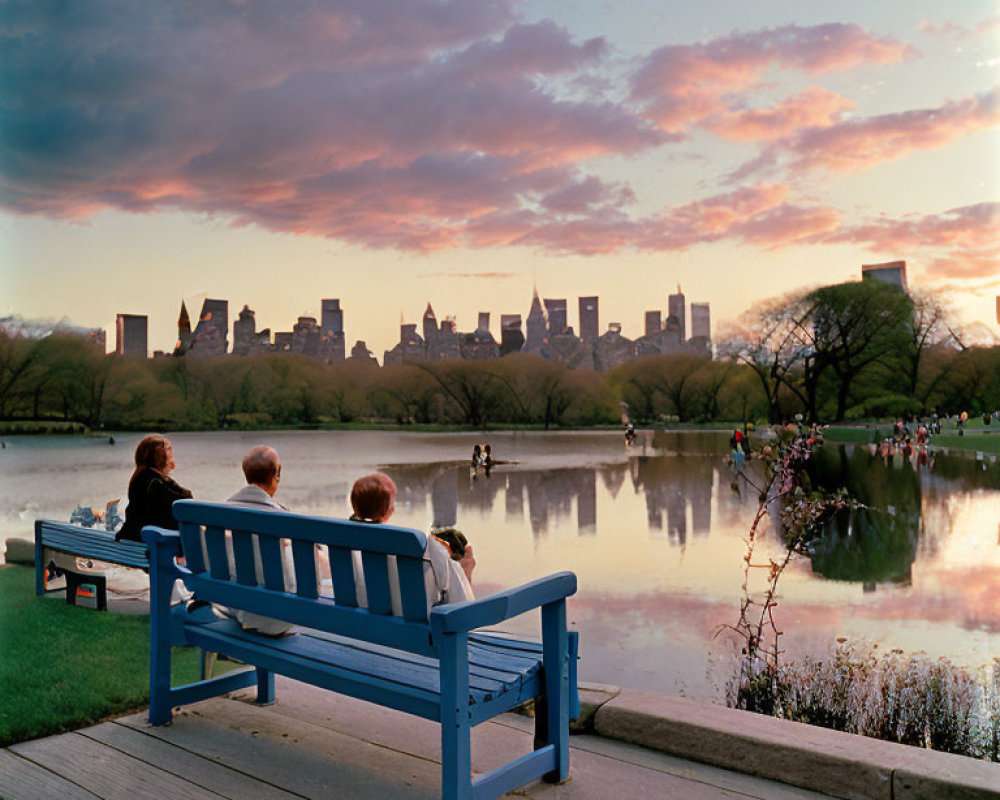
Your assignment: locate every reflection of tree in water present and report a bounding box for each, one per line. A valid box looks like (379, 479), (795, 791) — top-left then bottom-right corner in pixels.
(806, 445), (921, 584)
(630, 455), (714, 544)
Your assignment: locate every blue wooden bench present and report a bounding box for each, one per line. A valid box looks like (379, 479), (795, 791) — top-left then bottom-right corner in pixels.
(34, 520), (149, 611)
(144, 499), (579, 800)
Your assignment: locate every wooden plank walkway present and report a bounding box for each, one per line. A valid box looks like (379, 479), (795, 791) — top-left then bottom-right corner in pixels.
(1, 677), (834, 800)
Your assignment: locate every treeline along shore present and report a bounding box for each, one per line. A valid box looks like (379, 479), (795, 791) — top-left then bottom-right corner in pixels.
(2, 327), (999, 434)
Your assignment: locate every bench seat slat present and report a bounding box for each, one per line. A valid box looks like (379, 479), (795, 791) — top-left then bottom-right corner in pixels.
(37, 523), (149, 568)
(185, 621), (542, 711)
(299, 631), (527, 695)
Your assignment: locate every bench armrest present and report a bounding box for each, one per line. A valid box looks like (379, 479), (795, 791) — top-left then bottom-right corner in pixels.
(429, 571), (576, 636)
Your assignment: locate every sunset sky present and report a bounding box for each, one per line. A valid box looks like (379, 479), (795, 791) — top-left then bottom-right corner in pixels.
(2, 0), (998, 357)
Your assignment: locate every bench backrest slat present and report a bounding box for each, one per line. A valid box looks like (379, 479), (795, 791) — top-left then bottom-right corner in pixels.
(205, 526), (230, 581)
(361, 551), (393, 615)
(329, 546), (358, 607)
(291, 540), (318, 600)
(232, 530), (256, 586)
(171, 501), (435, 656)
(179, 521), (206, 574)
(397, 557), (430, 622)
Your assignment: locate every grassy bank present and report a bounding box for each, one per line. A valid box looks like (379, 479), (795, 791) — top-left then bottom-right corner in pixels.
(823, 425), (1000, 455)
(0, 565), (204, 746)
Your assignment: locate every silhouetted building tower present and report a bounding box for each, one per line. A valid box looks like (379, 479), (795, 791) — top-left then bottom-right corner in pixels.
(668, 285), (685, 342)
(690, 302), (711, 340)
(500, 314), (524, 356)
(477, 312), (490, 332)
(233, 305), (270, 355)
(422, 303), (438, 344)
(188, 298), (229, 356)
(115, 314), (148, 358)
(321, 299), (343, 335)
(523, 290), (547, 352)
(320, 299), (346, 362)
(175, 301), (192, 355)
(862, 261), (908, 291)
(644, 310), (662, 336)
(579, 296), (599, 344)
(544, 298), (568, 337)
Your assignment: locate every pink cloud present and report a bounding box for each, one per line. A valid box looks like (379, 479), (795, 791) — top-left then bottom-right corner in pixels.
(631, 23), (915, 133)
(701, 86), (855, 142)
(826, 203), (999, 282)
(730, 89), (1000, 181)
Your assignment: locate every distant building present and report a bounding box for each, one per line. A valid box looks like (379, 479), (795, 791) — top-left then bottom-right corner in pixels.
(85, 329), (107, 351)
(644, 310), (662, 336)
(593, 323), (634, 372)
(232, 305), (270, 355)
(115, 314), (148, 358)
(174, 301), (192, 355)
(523, 290), (547, 353)
(349, 340), (379, 366)
(579, 296), (599, 344)
(862, 260), (908, 291)
(188, 298), (229, 357)
(477, 312), (490, 332)
(690, 302), (711, 341)
(668, 285), (686, 342)
(321, 299), (343, 335)
(544, 298), (568, 337)
(320, 298), (347, 362)
(500, 314), (524, 356)
(422, 303), (438, 344)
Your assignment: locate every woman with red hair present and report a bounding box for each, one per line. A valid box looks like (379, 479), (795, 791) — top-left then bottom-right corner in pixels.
(116, 435), (193, 542)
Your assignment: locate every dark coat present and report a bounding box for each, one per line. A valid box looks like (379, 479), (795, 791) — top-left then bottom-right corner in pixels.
(116, 468), (193, 542)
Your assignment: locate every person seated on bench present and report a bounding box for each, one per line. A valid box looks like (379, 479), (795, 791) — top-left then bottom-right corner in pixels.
(117, 435), (193, 543)
(350, 473), (475, 612)
(216, 445), (299, 636)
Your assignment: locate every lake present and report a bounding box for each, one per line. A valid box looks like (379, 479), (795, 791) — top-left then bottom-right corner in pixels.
(2, 429), (998, 701)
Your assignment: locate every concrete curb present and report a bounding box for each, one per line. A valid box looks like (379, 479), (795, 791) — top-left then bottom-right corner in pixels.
(590, 690), (1000, 800)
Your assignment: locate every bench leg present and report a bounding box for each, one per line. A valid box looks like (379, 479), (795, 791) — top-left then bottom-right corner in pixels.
(440, 631), (472, 800)
(255, 667), (275, 705)
(539, 600), (571, 783)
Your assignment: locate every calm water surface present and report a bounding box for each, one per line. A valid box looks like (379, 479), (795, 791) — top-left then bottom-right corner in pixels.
(2, 429), (998, 700)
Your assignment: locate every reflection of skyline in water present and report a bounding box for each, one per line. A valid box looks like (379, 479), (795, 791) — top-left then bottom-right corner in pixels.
(382, 459), (720, 546)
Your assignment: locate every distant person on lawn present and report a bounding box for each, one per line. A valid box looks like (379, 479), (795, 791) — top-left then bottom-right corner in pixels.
(116, 435), (192, 543)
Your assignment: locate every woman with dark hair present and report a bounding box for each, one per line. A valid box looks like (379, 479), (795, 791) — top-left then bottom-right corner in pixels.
(116, 435), (193, 542)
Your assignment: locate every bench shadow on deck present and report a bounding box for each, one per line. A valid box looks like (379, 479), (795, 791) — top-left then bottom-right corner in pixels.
(2, 677), (832, 800)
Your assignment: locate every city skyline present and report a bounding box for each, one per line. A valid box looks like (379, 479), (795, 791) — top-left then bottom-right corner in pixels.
(2, 2), (998, 358)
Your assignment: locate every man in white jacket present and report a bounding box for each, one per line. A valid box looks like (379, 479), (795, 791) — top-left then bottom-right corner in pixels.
(221, 445), (298, 636)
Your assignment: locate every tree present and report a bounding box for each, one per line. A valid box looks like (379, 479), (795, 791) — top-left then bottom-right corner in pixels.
(807, 281), (913, 421)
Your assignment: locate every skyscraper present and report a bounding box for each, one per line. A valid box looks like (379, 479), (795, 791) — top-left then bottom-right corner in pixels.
(115, 313), (148, 358)
(422, 302), (438, 343)
(477, 312), (490, 332)
(644, 310), (662, 336)
(174, 300), (192, 355)
(690, 303), (711, 340)
(320, 298), (346, 362)
(321, 299), (343, 335)
(668, 285), (686, 341)
(862, 261), (907, 291)
(578, 296), (599, 344)
(544, 298), (567, 337)
(189, 298), (229, 356)
(524, 290), (547, 352)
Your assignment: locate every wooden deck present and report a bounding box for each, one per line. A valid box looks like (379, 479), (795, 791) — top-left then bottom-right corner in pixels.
(1, 677), (834, 800)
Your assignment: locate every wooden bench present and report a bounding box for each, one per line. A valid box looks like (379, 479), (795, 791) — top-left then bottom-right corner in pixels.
(34, 520), (149, 611)
(144, 499), (579, 800)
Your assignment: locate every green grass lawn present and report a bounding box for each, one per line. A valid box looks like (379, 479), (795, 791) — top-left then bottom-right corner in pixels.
(0, 565), (206, 746)
(823, 425), (1000, 455)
